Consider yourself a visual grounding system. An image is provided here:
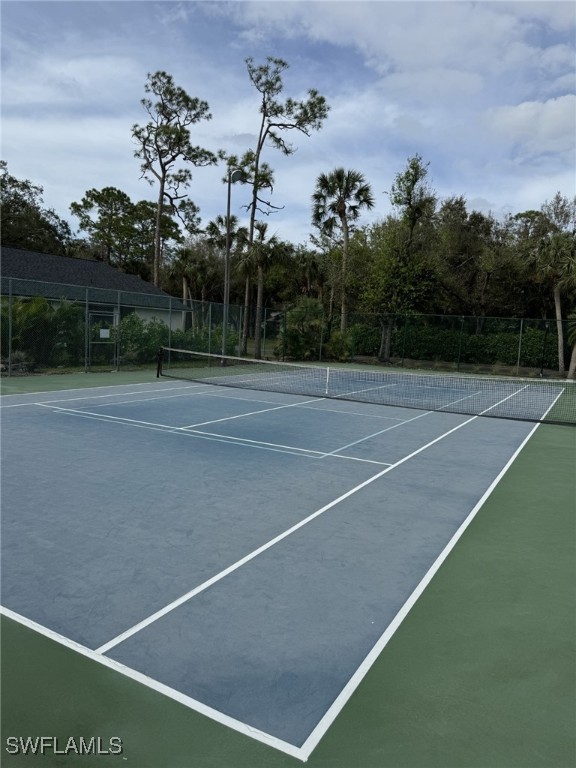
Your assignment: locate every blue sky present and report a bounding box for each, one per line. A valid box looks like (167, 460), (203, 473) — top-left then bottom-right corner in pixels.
(2, 1), (575, 246)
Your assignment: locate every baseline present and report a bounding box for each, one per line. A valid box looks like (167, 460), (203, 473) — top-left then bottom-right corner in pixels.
(0, 606), (302, 761)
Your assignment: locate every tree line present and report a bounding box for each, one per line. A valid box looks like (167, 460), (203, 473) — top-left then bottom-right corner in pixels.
(1, 56), (575, 373)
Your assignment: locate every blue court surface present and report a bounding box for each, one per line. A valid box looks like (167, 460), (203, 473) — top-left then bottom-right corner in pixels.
(0, 378), (552, 759)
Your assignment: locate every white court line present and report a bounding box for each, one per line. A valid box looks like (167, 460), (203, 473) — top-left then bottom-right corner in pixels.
(36, 403), (180, 431)
(0, 606), (303, 762)
(184, 428), (328, 457)
(334, 382), (482, 407)
(183, 428), (392, 466)
(323, 409), (433, 458)
(437, 388), (482, 409)
(0, 383), (204, 408)
(330, 380), (478, 404)
(64, 389), (222, 408)
(299, 418), (542, 760)
(35, 392), (403, 463)
(483, 383), (529, 413)
(298, 382), (560, 761)
(179, 432), (390, 465)
(35, 405), (324, 459)
(5, 385), (559, 761)
(166, 369), (313, 391)
(95, 411), (479, 655)
(0, 381), (164, 400)
(332, 381), (398, 399)
(36, 403), (389, 464)
(333, 454), (391, 466)
(324, 385), (487, 458)
(179, 396), (324, 429)
(297, 403), (405, 421)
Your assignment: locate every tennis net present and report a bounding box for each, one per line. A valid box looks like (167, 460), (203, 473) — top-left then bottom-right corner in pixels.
(157, 348), (576, 426)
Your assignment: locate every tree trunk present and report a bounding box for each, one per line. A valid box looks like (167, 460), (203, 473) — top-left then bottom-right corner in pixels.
(567, 342), (576, 380)
(241, 276), (250, 355)
(554, 282), (565, 375)
(254, 264), (264, 359)
(378, 319), (392, 362)
(340, 216), (350, 332)
(378, 324), (386, 360)
(182, 276), (190, 330)
(153, 181), (165, 287)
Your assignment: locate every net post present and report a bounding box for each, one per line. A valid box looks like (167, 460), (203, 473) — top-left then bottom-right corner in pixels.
(325, 366), (330, 395)
(156, 347), (164, 378)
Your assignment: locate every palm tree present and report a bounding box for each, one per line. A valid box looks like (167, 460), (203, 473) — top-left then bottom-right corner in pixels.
(312, 168), (374, 331)
(168, 239), (223, 331)
(294, 246), (324, 298)
(205, 214), (238, 253)
(567, 312), (576, 380)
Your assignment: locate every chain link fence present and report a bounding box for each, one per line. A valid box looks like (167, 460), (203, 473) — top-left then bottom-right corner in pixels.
(0, 278), (243, 375)
(268, 304), (571, 378)
(0, 278), (571, 378)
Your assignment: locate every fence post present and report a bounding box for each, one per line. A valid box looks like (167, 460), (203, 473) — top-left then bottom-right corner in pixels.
(208, 302), (212, 355)
(539, 322), (550, 377)
(238, 305), (243, 356)
(7, 279), (13, 377)
(516, 317), (524, 376)
(319, 310), (324, 363)
(168, 297), (172, 350)
(456, 316), (465, 371)
(84, 288), (89, 372)
(116, 290), (121, 371)
(401, 315), (408, 366)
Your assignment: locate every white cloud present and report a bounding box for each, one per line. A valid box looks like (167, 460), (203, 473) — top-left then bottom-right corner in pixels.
(1, 0), (574, 246)
(2, 52), (143, 111)
(486, 95), (576, 161)
(225, 2), (525, 75)
(378, 67), (485, 107)
(497, 0), (576, 33)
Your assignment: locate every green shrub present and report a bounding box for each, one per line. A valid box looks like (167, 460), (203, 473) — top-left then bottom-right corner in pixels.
(275, 298), (325, 360)
(13, 297), (56, 365)
(349, 323), (381, 356)
(397, 322), (559, 370)
(324, 329), (354, 362)
(116, 313), (170, 364)
(171, 324), (238, 356)
(52, 301), (85, 365)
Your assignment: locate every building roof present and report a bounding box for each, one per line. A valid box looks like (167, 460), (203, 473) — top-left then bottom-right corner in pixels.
(0, 247), (180, 309)
(1, 247), (168, 294)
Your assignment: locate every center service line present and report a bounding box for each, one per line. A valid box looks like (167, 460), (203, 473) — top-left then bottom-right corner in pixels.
(96, 410), (479, 655)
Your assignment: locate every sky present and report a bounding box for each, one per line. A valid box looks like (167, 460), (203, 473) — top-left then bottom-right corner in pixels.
(2, 0), (575, 247)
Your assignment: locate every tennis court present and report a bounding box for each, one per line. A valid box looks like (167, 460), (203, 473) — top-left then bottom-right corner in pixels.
(1, 361), (575, 767)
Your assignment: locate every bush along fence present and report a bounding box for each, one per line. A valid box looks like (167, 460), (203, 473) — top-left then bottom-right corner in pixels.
(272, 300), (573, 378)
(0, 279), (572, 378)
(0, 279), (242, 375)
